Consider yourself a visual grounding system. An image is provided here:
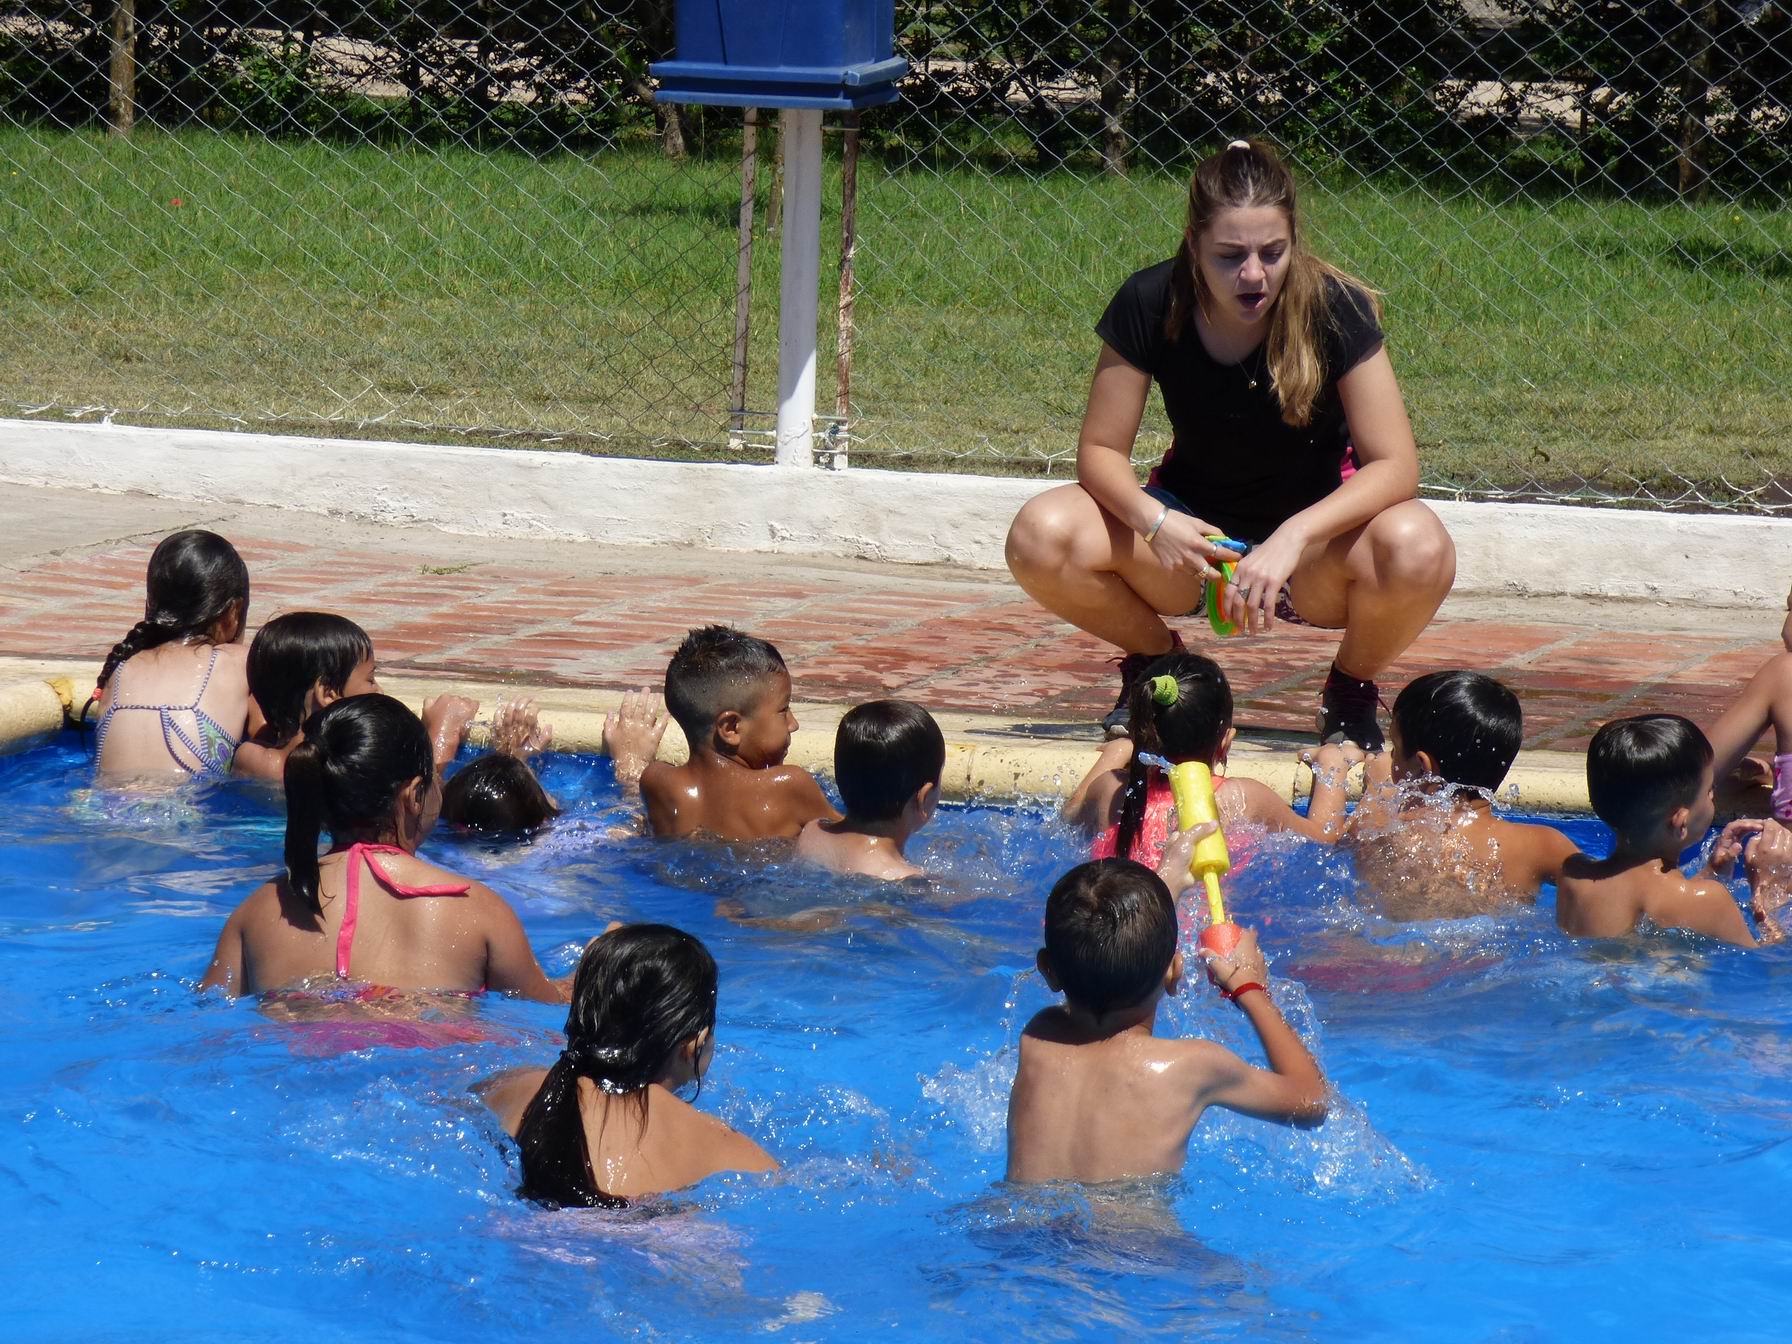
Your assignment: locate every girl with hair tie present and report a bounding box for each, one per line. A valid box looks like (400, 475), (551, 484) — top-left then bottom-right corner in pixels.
(479, 924), (776, 1208)
(1005, 139), (1456, 750)
(198, 694), (567, 1002)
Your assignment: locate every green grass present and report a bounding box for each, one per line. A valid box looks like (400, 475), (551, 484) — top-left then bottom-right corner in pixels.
(2, 124), (1788, 505)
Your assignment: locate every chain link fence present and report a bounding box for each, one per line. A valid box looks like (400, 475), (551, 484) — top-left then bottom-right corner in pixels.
(1, 0), (1788, 510)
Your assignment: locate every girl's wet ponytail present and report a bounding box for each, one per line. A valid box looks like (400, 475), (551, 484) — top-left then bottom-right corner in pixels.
(283, 739), (327, 918)
(281, 695), (433, 919)
(517, 926), (718, 1209)
(1115, 673), (1167, 866)
(515, 1051), (610, 1208)
(1115, 654), (1235, 863)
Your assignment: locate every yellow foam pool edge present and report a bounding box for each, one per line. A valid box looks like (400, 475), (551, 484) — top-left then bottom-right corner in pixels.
(0, 675), (73, 756)
(0, 662), (1596, 811)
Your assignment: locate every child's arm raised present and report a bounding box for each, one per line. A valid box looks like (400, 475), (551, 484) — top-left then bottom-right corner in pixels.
(1241, 742), (1364, 843)
(422, 694), (479, 771)
(1708, 652), (1792, 784)
(1061, 738), (1135, 832)
(603, 689), (670, 794)
(1193, 929), (1328, 1127)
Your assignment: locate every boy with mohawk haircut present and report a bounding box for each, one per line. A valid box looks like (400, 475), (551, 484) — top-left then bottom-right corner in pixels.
(640, 625), (838, 842)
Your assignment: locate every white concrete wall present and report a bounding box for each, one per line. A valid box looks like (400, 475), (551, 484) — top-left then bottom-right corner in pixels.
(0, 418), (1782, 605)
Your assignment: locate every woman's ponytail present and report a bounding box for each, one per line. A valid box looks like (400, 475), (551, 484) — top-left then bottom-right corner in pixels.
(283, 739), (327, 917)
(1164, 230), (1199, 345)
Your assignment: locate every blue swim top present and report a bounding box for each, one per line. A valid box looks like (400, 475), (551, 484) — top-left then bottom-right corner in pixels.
(95, 645), (241, 777)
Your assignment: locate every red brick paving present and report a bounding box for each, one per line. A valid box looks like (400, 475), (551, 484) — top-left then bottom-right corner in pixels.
(0, 534), (1776, 753)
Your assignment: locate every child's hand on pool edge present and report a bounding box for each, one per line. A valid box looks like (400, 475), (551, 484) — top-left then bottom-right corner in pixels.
(490, 698), (553, 758)
(604, 689), (671, 792)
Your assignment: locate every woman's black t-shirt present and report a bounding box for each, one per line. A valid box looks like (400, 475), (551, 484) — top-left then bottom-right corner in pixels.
(1094, 259), (1384, 542)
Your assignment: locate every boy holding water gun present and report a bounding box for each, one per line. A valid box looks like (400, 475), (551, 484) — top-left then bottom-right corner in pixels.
(1005, 822), (1327, 1185)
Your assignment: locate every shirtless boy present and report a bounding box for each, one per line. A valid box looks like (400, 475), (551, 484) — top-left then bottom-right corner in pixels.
(1325, 671), (1576, 918)
(640, 626), (838, 842)
(797, 700), (944, 881)
(1006, 828), (1327, 1185)
(1557, 714), (1786, 947)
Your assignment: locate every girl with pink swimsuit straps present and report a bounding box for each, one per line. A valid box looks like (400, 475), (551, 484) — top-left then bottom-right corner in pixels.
(199, 694), (569, 1004)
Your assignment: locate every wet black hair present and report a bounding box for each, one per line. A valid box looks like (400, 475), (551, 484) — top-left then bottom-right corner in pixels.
(441, 754), (560, 833)
(1043, 858), (1178, 1017)
(1586, 714), (1714, 841)
(516, 924), (719, 1209)
(1391, 670), (1523, 793)
(283, 695), (434, 918)
(1115, 651), (1233, 864)
(247, 611), (374, 743)
(663, 625), (788, 745)
(86, 529), (250, 719)
(834, 699), (945, 822)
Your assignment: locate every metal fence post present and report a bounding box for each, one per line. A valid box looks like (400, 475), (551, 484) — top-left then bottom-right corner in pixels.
(774, 107), (824, 468)
(730, 108), (760, 450)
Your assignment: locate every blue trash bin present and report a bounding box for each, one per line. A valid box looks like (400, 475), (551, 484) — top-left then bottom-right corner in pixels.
(652, 0), (907, 109)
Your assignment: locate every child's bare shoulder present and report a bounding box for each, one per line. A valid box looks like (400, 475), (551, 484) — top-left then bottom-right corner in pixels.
(476, 1066), (548, 1133)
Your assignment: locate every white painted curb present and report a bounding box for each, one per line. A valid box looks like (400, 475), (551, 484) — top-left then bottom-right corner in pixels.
(0, 419), (1782, 605)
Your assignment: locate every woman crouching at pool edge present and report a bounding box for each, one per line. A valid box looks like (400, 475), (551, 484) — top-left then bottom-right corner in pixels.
(479, 924), (777, 1208)
(198, 694), (571, 1003)
(1005, 138), (1456, 750)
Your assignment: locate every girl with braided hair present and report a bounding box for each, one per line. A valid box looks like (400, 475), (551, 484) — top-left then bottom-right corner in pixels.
(480, 924), (776, 1208)
(90, 530), (285, 778)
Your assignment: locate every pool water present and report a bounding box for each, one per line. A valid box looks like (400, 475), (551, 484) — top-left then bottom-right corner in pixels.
(6, 738), (1792, 1339)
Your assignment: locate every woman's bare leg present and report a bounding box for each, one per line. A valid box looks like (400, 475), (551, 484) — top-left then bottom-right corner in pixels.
(1005, 484), (1204, 655)
(1288, 500), (1456, 680)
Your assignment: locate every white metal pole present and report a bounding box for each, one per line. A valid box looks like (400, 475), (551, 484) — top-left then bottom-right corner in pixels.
(774, 107), (824, 468)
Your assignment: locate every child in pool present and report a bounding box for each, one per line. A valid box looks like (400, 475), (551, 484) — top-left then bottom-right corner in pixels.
(479, 923), (776, 1207)
(1006, 830), (1327, 1185)
(198, 694), (569, 1001)
(1062, 651), (1345, 864)
(640, 626), (838, 841)
(1707, 582), (1792, 821)
(442, 699), (561, 833)
(89, 530), (283, 780)
(796, 700), (943, 881)
(239, 611), (476, 784)
(1556, 714), (1785, 947)
(1318, 671), (1577, 919)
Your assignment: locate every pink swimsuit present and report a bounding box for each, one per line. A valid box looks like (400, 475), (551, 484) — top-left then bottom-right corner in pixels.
(1775, 755), (1792, 824)
(1091, 774), (1258, 869)
(334, 842), (472, 980)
